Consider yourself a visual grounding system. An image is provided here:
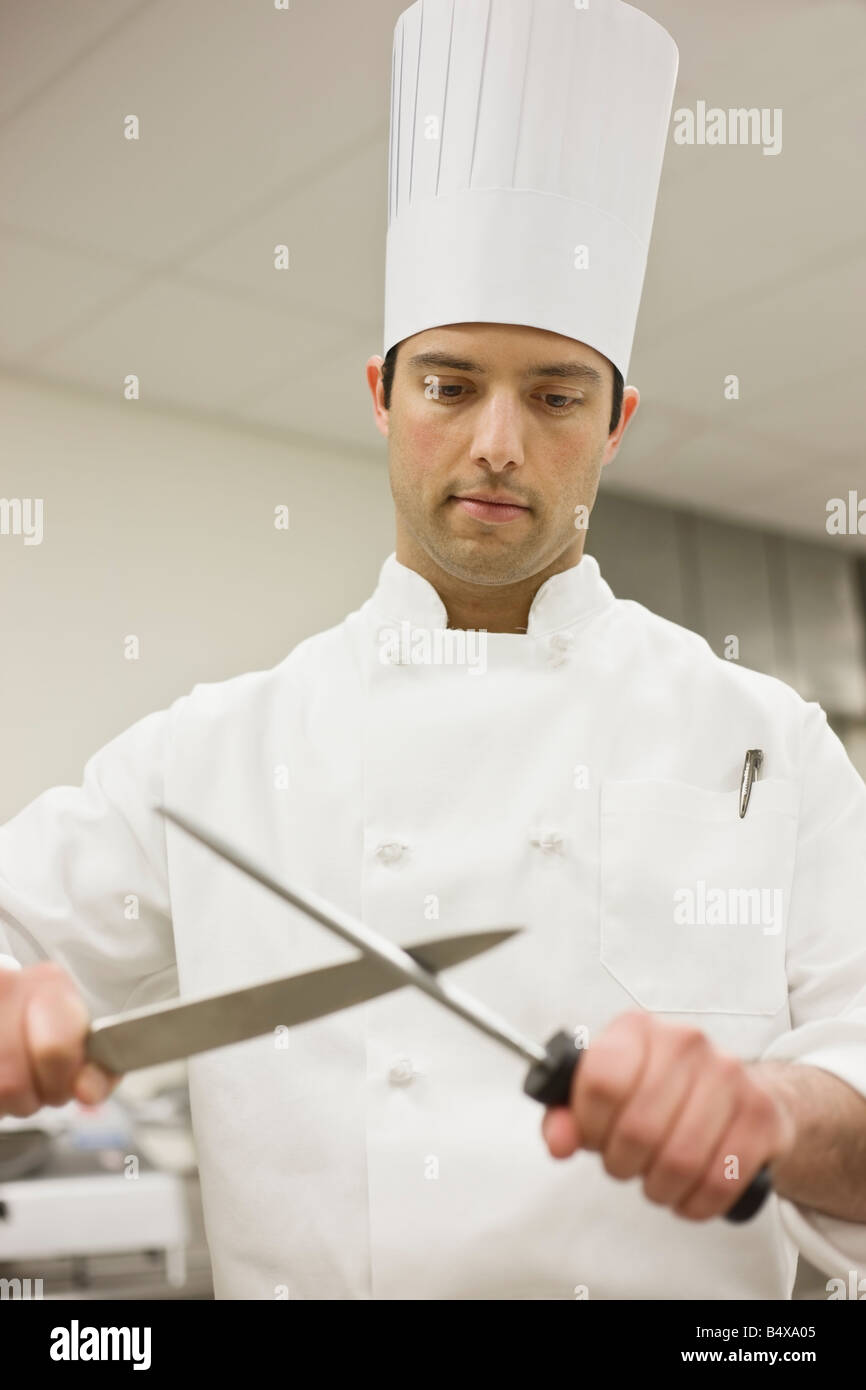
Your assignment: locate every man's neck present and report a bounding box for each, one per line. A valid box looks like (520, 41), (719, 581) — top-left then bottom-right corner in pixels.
(395, 535), (586, 633)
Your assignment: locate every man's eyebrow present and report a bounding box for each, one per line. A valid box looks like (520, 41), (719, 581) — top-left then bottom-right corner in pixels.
(405, 351), (486, 373)
(404, 350), (603, 385)
(525, 360), (604, 385)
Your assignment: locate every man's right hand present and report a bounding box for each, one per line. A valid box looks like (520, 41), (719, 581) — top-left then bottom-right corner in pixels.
(0, 961), (119, 1116)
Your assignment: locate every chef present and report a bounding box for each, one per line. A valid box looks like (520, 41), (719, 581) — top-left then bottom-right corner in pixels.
(2, 0), (866, 1301)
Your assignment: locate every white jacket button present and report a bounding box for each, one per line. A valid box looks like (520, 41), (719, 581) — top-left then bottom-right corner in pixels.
(530, 829), (565, 853)
(377, 628), (406, 665)
(375, 840), (408, 864)
(547, 633), (575, 667)
(387, 1056), (417, 1086)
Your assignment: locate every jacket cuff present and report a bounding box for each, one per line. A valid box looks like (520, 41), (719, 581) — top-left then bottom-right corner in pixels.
(777, 1198), (866, 1284)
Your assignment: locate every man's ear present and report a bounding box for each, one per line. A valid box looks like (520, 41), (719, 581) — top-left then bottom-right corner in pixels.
(366, 355), (389, 439)
(602, 386), (639, 467)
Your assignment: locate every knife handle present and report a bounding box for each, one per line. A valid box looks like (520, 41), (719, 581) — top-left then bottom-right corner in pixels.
(523, 1028), (772, 1225)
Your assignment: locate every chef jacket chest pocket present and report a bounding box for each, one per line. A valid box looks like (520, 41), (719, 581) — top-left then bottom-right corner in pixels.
(599, 777), (799, 1016)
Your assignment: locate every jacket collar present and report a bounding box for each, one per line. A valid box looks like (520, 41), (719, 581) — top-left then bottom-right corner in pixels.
(368, 550), (615, 637)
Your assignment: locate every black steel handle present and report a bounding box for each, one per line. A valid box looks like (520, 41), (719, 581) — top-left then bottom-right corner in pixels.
(524, 1029), (772, 1224)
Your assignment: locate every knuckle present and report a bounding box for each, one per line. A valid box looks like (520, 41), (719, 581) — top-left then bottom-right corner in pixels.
(615, 1116), (656, 1152)
(714, 1053), (743, 1086)
(703, 1172), (739, 1207)
(581, 1067), (620, 1106)
(30, 961), (68, 986)
(624, 1008), (649, 1030)
(674, 1026), (708, 1056)
(677, 1201), (714, 1223)
(38, 1078), (73, 1107)
(642, 1181), (671, 1207)
(657, 1148), (699, 1185)
(28, 1026), (79, 1067)
(0, 1053), (23, 1090)
(629, 1010), (655, 1040)
(0, 1067), (37, 1117)
(7, 1094), (42, 1118)
(602, 1149), (628, 1180)
(609, 1010), (647, 1043)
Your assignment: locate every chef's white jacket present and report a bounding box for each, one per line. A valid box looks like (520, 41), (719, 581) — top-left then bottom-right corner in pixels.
(2, 551), (866, 1300)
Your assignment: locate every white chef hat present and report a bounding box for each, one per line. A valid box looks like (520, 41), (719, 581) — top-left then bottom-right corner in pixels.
(383, 0), (678, 381)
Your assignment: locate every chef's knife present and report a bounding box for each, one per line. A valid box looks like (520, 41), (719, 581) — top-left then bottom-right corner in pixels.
(154, 804), (772, 1225)
(85, 926), (519, 1073)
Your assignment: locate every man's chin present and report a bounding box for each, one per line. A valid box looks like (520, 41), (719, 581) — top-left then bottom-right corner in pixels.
(426, 531), (544, 586)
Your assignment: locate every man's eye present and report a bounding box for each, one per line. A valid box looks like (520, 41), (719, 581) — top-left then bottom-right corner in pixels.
(423, 378), (466, 402)
(423, 384), (578, 410)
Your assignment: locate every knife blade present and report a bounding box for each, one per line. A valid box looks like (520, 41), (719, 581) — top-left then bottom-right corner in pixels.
(156, 803), (772, 1225)
(85, 926), (520, 1073)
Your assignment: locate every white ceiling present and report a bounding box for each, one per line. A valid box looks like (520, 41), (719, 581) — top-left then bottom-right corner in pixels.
(1, 0), (863, 549)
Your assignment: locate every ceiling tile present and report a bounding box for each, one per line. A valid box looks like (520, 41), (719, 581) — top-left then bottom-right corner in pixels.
(37, 278), (338, 413)
(234, 332), (384, 452)
(0, 0), (862, 546)
(0, 0), (391, 261)
(0, 0), (144, 123)
(0, 229), (139, 359)
(185, 140), (387, 335)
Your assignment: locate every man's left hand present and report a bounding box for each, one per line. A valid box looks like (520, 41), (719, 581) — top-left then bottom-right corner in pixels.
(541, 1010), (796, 1220)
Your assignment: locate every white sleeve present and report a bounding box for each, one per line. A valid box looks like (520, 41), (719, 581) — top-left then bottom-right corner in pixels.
(760, 700), (866, 1277)
(0, 706), (178, 1020)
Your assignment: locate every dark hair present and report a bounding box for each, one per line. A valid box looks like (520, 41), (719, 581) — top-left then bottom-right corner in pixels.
(380, 341), (624, 433)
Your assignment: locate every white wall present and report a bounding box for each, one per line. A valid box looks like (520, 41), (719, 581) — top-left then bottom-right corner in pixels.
(0, 374), (393, 821)
(4, 371), (865, 821)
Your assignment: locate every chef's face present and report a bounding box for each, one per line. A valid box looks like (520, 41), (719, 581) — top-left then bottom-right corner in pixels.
(366, 322), (638, 588)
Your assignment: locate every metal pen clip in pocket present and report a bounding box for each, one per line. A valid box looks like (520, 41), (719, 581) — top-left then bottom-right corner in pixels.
(738, 748), (763, 818)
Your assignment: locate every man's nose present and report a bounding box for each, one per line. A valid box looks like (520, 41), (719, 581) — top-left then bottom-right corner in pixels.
(469, 392), (525, 471)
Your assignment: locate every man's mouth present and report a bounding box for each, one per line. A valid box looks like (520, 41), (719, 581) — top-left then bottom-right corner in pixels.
(450, 494), (531, 525)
